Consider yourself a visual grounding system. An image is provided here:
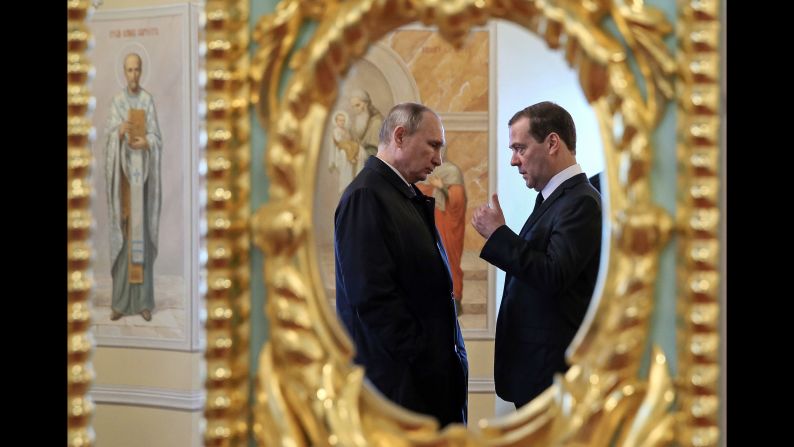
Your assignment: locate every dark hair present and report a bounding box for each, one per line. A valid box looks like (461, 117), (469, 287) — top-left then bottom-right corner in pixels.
(379, 102), (437, 145)
(508, 101), (577, 154)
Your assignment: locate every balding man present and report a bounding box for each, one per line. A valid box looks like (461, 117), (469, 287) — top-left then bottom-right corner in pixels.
(335, 102), (468, 427)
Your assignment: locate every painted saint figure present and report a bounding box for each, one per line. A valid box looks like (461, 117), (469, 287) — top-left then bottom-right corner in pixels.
(417, 152), (467, 307)
(329, 111), (359, 194)
(348, 88), (384, 172)
(104, 52), (163, 322)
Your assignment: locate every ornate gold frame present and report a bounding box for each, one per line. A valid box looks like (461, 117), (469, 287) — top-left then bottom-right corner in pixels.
(675, 1), (722, 445)
(67, 1), (96, 445)
(249, 0), (722, 446)
(203, 1), (252, 444)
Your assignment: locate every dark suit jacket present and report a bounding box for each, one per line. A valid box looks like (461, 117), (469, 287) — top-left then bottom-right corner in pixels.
(480, 173), (601, 406)
(335, 156), (469, 427)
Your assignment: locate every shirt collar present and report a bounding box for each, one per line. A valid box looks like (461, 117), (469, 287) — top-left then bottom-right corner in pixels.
(541, 163), (583, 200)
(378, 156), (412, 188)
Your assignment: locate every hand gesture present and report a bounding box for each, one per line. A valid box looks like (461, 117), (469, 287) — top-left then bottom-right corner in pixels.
(471, 193), (506, 239)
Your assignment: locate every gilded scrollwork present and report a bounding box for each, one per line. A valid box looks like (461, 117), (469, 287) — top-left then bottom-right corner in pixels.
(66, 0), (723, 443)
(249, 0), (716, 445)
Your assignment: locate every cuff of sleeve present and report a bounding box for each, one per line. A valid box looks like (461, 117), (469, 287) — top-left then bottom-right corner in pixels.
(480, 225), (514, 261)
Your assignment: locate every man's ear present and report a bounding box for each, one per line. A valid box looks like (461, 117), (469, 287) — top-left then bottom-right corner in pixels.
(547, 132), (559, 154)
(394, 126), (405, 147)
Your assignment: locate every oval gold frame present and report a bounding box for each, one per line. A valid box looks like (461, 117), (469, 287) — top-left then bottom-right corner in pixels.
(249, 0), (722, 445)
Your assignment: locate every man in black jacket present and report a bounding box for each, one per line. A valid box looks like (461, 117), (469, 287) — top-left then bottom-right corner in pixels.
(472, 101), (602, 409)
(335, 102), (468, 427)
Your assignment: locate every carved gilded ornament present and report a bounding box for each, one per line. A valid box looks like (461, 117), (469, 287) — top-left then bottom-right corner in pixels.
(68, 0), (97, 445)
(248, 0), (722, 446)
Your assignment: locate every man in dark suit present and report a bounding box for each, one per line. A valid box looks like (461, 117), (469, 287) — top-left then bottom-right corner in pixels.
(335, 102), (468, 427)
(471, 101), (602, 409)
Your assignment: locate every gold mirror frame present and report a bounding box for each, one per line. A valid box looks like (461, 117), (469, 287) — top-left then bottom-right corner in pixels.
(249, 0), (721, 445)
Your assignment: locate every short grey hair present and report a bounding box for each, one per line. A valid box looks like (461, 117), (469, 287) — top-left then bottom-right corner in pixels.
(379, 102), (437, 145)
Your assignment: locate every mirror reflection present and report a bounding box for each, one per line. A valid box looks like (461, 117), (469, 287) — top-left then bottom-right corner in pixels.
(312, 19), (607, 423)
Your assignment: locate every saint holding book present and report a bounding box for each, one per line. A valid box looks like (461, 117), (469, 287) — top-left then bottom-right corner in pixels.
(103, 52), (163, 322)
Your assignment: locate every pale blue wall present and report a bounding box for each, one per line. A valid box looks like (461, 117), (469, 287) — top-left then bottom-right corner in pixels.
(645, 0), (679, 376)
(248, 0), (318, 388)
(247, 0), (277, 392)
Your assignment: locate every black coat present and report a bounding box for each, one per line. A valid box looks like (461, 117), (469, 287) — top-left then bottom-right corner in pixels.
(481, 173), (601, 406)
(335, 156), (469, 427)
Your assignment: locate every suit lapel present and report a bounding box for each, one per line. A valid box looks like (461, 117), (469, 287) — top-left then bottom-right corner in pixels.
(518, 192), (552, 238)
(518, 173), (588, 238)
(518, 195), (551, 237)
(410, 185), (454, 291)
(508, 174), (587, 292)
(369, 157), (454, 289)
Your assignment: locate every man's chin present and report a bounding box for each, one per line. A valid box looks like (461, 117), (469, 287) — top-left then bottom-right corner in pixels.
(413, 173), (429, 184)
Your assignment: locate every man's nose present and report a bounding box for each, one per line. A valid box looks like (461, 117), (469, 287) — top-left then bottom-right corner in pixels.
(510, 152), (520, 166)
